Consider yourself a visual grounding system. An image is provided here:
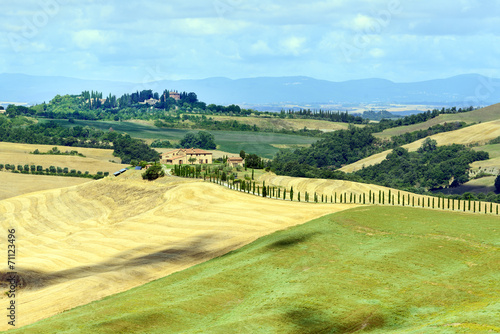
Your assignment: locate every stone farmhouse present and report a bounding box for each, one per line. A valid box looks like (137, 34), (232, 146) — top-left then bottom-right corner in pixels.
(227, 157), (245, 167)
(160, 148), (213, 165)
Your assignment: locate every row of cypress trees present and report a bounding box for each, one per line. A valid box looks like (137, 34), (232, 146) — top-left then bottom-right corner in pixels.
(206, 175), (499, 215)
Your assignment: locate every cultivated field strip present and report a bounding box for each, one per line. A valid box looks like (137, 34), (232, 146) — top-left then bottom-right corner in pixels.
(0, 176), (355, 330)
(341, 119), (500, 173)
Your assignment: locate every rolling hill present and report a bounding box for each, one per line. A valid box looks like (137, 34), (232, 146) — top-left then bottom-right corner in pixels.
(8, 206), (499, 333)
(0, 172), (355, 331)
(341, 119), (500, 173)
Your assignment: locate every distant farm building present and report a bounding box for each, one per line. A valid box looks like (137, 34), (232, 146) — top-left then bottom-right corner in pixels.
(169, 92), (181, 101)
(113, 168), (128, 177)
(227, 157), (245, 167)
(140, 98), (159, 106)
(160, 148), (213, 165)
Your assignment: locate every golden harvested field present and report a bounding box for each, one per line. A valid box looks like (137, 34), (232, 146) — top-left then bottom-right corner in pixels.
(259, 173), (426, 204)
(0, 172), (356, 330)
(0, 171), (92, 200)
(341, 119), (500, 173)
(0, 142), (127, 175)
(0, 142), (118, 162)
(375, 103), (500, 139)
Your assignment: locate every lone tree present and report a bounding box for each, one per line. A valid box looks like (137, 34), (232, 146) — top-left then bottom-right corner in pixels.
(495, 174), (500, 193)
(188, 156), (197, 165)
(142, 163), (165, 180)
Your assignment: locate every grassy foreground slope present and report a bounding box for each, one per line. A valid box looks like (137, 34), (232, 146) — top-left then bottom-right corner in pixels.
(11, 206), (500, 333)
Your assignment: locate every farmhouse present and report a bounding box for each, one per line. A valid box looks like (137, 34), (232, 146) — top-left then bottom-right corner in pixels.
(169, 92), (181, 100)
(160, 148), (213, 165)
(227, 157), (244, 167)
(140, 98), (159, 106)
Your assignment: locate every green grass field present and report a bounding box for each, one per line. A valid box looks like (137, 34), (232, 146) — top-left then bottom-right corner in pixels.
(474, 143), (500, 159)
(12, 206), (499, 334)
(42, 119), (317, 158)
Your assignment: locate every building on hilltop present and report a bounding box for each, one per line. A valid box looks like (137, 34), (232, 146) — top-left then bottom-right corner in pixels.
(160, 148), (213, 165)
(169, 92), (181, 101)
(139, 98), (159, 106)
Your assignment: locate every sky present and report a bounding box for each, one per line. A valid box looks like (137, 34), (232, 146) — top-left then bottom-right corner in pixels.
(2, 0), (500, 83)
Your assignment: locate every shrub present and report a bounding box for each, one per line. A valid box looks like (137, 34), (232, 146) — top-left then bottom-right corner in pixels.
(142, 163), (165, 180)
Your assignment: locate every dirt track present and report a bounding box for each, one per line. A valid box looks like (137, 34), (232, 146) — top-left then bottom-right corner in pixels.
(0, 172), (356, 330)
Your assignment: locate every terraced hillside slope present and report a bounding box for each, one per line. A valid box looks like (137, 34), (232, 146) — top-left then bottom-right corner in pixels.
(0, 172), (355, 331)
(9, 206), (500, 333)
(341, 119), (500, 173)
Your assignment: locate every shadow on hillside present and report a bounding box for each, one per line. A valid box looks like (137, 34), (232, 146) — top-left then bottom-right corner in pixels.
(267, 232), (320, 249)
(0, 233), (241, 291)
(284, 305), (387, 334)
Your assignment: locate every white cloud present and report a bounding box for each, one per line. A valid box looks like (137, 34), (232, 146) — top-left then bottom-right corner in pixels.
(280, 36), (307, 56)
(73, 30), (108, 49)
(369, 48), (385, 58)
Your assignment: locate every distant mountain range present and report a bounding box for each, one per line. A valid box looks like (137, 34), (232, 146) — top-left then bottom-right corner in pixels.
(1, 73), (499, 108)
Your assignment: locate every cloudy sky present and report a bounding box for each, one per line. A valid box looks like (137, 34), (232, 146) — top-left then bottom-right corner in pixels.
(2, 0), (500, 83)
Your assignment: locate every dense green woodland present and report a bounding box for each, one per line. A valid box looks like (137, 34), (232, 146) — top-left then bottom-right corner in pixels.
(272, 129), (490, 192)
(355, 139), (489, 190)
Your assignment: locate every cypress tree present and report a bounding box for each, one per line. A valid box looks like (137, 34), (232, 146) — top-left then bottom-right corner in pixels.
(412, 196), (414, 207)
(298, 192), (301, 202)
(290, 186), (294, 201)
(262, 185), (267, 197)
(363, 193), (366, 204)
(283, 189), (286, 200)
(350, 193), (353, 203)
(392, 195), (395, 205)
(388, 190), (391, 204)
(398, 191), (400, 205)
(490, 202), (493, 213)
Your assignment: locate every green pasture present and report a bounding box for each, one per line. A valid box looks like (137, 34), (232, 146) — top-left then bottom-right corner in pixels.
(42, 119), (317, 158)
(12, 206), (500, 333)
